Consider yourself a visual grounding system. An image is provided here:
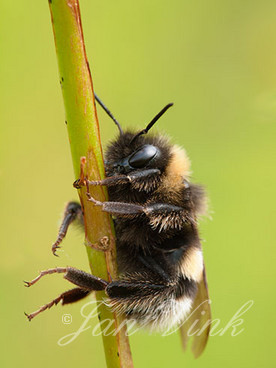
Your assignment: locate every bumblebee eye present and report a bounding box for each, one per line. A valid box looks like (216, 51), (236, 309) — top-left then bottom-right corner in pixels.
(129, 145), (158, 168)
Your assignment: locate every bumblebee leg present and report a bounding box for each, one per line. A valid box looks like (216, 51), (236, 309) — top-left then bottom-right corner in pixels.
(86, 193), (185, 218)
(86, 192), (144, 215)
(73, 169), (160, 189)
(52, 201), (83, 256)
(25, 287), (91, 321)
(24, 267), (108, 290)
(74, 174), (130, 188)
(24, 268), (108, 320)
(86, 190), (193, 229)
(24, 267), (67, 287)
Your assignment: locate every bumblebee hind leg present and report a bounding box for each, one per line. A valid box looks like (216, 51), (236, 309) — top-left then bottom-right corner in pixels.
(24, 267), (108, 320)
(25, 287), (91, 321)
(25, 267), (188, 328)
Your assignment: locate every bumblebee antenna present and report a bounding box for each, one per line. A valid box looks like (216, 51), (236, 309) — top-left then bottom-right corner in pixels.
(130, 103), (173, 145)
(94, 94), (123, 135)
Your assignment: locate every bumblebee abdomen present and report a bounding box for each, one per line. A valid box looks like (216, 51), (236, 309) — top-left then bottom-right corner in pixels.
(126, 295), (194, 331)
(108, 287), (195, 331)
(106, 272), (197, 331)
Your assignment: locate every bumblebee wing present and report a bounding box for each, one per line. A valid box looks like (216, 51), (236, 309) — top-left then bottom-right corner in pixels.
(179, 265), (211, 358)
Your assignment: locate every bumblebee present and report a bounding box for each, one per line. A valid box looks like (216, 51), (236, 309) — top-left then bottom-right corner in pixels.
(25, 95), (211, 357)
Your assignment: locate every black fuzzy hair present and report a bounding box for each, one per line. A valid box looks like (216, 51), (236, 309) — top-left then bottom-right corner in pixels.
(104, 131), (172, 177)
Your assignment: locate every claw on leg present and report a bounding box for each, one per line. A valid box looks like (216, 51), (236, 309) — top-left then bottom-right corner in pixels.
(24, 267), (67, 287)
(73, 156), (87, 189)
(24, 268), (107, 321)
(51, 202), (83, 256)
(73, 178), (86, 189)
(86, 191), (103, 206)
(24, 294), (63, 321)
(52, 239), (63, 257)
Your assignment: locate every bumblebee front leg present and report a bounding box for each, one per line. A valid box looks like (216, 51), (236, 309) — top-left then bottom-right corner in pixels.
(74, 168), (161, 189)
(52, 202), (83, 256)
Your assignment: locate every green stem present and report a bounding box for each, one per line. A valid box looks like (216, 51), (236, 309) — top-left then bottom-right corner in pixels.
(48, 1), (133, 367)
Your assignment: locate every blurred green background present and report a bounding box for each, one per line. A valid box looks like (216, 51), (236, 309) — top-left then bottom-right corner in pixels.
(1, 0), (275, 367)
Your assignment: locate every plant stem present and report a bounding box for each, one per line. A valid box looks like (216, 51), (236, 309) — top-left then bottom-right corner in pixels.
(48, 1), (133, 367)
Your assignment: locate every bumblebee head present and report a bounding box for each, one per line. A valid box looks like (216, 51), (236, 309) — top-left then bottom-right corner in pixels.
(105, 130), (172, 175)
(111, 144), (160, 174)
(102, 102), (174, 175)
(95, 95), (190, 180)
